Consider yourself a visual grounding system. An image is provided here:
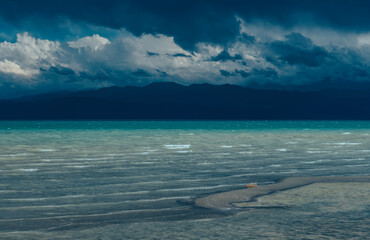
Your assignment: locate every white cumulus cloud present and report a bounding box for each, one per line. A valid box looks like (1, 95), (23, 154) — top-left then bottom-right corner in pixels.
(0, 59), (36, 76)
(68, 34), (110, 51)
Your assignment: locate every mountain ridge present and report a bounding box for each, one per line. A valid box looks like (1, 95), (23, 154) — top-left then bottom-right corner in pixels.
(1, 82), (370, 120)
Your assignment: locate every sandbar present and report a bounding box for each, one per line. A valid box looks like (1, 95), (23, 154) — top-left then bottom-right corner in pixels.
(194, 175), (370, 210)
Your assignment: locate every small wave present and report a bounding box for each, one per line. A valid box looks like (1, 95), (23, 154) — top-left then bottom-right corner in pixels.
(341, 158), (365, 161)
(269, 164), (281, 167)
(238, 151), (253, 154)
(0, 196), (192, 210)
(134, 196), (192, 203)
(276, 148), (287, 152)
(38, 149), (56, 152)
(18, 168), (38, 172)
(1, 153), (29, 157)
(74, 157), (109, 161)
(156, 184), (238, 192)
(197, 162), (213, 165)
(147, 149), (158, 152)
(138, 161), (156, 164)
(164, 144), (191, 149)
(213, 153), (230, 156)
(341, 132), (351, 135)
(220, 145), (233, 148)
(0, 207), (188, 223)
(334, 142), (362, 145)
(302, 159), (330, 164)
(306, 150), (331, 154)
(348, 163), (370, 167)
(69, 165), (89, 168)
(107, 153), (126, 156)
(177, 150), (192, 153)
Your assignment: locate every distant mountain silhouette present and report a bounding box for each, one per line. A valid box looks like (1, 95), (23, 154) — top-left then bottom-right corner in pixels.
(1, 82), (370, 119)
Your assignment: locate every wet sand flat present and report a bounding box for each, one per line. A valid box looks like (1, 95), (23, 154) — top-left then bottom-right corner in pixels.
(194, 175), (370, 210)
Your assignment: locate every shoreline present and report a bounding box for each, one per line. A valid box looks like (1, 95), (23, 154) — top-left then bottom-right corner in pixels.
(194, 175), (370, 210)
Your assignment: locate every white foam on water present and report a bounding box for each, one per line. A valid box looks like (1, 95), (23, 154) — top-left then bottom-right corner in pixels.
(5, 194), (88, 202)
(220, 145), (233, 148)
(74, 157), (109, 161)
(18, 168), (38, 172)
(340, 158), (365, 161)
(107, 153), (126, 156)
(276, 148), (287, 152)
(1, 153), (29, 157)
(287, 142), (297, 144)
(302, 159), (330, 164)
(274, 170), (298, 174)
(341, 132), (351, 135)
(69, 165), (89, 168)
(38, 149), (56, 152)
(240, 144), (252, 147)
(238, 151), (253, 154)
(177, 150), (192, 153)
(337, 142), (361, 145)
(164, 144), (191, 149)
(197, 162), (212, 165)
(42, 159), (52, 162)
(346, 163), (370, 167)
(360, 150), (370, 152)
(306, 150), (332, 154)
(269, 164), (281, 167)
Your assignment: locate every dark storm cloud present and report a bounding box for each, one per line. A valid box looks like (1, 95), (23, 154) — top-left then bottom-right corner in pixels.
(48, 66), (75, 76)
(171, 53), (192, 58)
(211, 50), (243, 62)
(2, 0), (370, 49)
(250, 68), (278, 80)
(1, 0), (370, 98)
(220, 69), (250, 78)
(156, 69), (168, 77)
(266, 33), (331, 67)
(131, 69), (152, 78)
(220, 69), (236, 77)
(235, 70), (250, 78)
(147, 52), (160, 57)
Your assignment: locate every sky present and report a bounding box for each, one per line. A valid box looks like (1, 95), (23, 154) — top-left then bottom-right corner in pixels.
(1, 0), (370, 98)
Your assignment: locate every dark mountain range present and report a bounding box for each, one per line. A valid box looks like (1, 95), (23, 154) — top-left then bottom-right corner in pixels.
(1, 82), (370, 120)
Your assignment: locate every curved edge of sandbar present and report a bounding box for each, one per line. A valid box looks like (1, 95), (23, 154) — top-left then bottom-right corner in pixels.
(194, 175), (370, 210)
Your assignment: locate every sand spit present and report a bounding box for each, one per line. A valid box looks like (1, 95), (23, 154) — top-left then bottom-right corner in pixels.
(194, 175), (370, 210)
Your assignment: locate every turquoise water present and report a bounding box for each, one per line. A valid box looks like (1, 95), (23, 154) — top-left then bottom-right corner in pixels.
(1, 121), (370, 239)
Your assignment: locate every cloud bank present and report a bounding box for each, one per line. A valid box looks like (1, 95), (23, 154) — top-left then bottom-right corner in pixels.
(0, 1), (370, 97)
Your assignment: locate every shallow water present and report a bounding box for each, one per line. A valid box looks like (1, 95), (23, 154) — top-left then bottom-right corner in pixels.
(1, 121), (370, 239)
